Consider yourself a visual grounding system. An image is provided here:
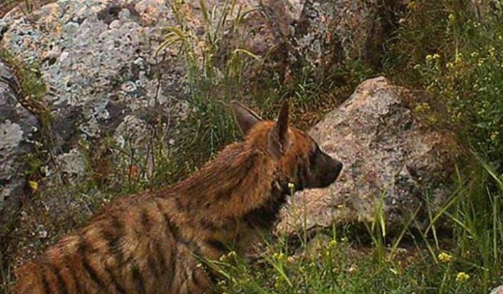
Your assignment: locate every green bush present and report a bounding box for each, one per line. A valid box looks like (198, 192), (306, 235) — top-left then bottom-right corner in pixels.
(385, 0), (503, 172)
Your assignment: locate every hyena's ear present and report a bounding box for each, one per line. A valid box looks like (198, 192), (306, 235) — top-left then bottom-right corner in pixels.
(231, 101), (263, 136)
(268, 100), (290, 159)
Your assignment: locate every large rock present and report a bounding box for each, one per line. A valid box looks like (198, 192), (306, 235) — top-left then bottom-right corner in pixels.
(289, 0), (403, 79)
(0, 0), (408, 265)
(278, 77), (460, 234)
(0, 0), (405, 219)
(0, 61), (40, 214)
(0, 60), (41, 269)
(0, 0), (305, 191)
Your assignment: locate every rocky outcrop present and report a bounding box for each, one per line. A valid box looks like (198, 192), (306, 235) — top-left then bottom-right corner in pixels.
(278, 77), (461, 234)
(0, 0), (405, 219)
(0, 60), (41, 271)
(0, 60), (39, 216)
(290, 0), (402, 79)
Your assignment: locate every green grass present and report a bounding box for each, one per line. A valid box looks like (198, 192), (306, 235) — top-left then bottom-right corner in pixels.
(3, 0), (503, 293)
(208, 155), (503, 294)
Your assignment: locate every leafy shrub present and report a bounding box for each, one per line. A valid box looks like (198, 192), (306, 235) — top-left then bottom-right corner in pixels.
(385, 0), (503, 172)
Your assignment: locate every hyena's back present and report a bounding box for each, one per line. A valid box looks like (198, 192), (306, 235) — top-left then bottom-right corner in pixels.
(14, 195), (211, 294)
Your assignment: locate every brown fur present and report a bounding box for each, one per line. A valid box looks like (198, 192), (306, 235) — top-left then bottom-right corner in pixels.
(13, 101), (342, 294)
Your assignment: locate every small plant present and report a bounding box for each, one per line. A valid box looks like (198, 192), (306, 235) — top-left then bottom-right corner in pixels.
(384, 0), (503, 172)
(155, 0), (262, 179)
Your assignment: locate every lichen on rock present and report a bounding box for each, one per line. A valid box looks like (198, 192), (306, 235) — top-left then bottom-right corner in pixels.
(278, 77), (461, 234)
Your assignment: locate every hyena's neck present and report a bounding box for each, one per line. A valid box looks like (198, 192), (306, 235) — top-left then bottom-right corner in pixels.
(167, 142), (283, 222)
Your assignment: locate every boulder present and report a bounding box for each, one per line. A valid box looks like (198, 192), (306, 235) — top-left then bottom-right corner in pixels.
(0, 0), (304, 193)
(290, 0), (404, 78)
(278, 77), (461, 234)
(0, 60), (39, 215)
(0, 0), (303, 266)
(0, 0), (410, 264)
(0, 0), (406, 223)
(0, 60), (41, 269)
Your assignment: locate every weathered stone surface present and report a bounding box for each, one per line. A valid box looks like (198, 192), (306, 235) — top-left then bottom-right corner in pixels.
(0, 0), (414, 264)
(0, 0), (304, 192)
(290, 0), (403, 78)
(0, 61), (39, 212)
(490, 286), (503, 294)
(278, 77), (460, 234)
(0, 0), (403, 202)
(0, 60), (41, 271)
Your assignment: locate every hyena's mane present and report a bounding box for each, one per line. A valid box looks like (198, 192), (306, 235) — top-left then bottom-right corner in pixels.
(163, 120), (287, 227)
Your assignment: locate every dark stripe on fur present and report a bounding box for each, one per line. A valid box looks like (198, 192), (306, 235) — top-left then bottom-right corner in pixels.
(78, 238), (107, 290)
(39, 264), (52, 294)
(64, 255), (83, 293)
(105, 265), (127, 294)
(47, 262), (69, 294)
(132, 265), (146, 294)
(104, 216), (125, 266)
(206, 239), (228, 253)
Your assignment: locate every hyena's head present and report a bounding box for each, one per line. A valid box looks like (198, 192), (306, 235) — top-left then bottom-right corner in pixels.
(231, 100), (343, 192)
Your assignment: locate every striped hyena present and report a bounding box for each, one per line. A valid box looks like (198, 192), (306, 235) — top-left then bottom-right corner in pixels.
(13, 101), (343, 294)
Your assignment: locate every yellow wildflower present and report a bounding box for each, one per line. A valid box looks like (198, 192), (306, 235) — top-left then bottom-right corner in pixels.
(28, 180), (39, 193)
(456, 272), (470, 283)
(448, 14), (456, 23)
(273, 252), (286, 262)
(438, 252), (453, 263)
(407, 1), (417, 10)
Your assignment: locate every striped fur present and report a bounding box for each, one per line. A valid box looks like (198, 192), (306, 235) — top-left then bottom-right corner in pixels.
(13, 101), (343, 294)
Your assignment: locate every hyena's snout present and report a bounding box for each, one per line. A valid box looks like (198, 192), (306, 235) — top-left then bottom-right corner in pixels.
(309, 148), (343, 189)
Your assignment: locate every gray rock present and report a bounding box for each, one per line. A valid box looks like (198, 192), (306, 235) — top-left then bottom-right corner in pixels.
(0, 61), (40, 212)
(0, 0), (402, 199)
(290, 0), (404, 78)
(0, 0), (304, 190)
(278, 77), (460, 234)
(0, 0), (417, 264)
(0, 60), (40, 271)
(1, 0), (188, 190)
(490, 286), (503, 294)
